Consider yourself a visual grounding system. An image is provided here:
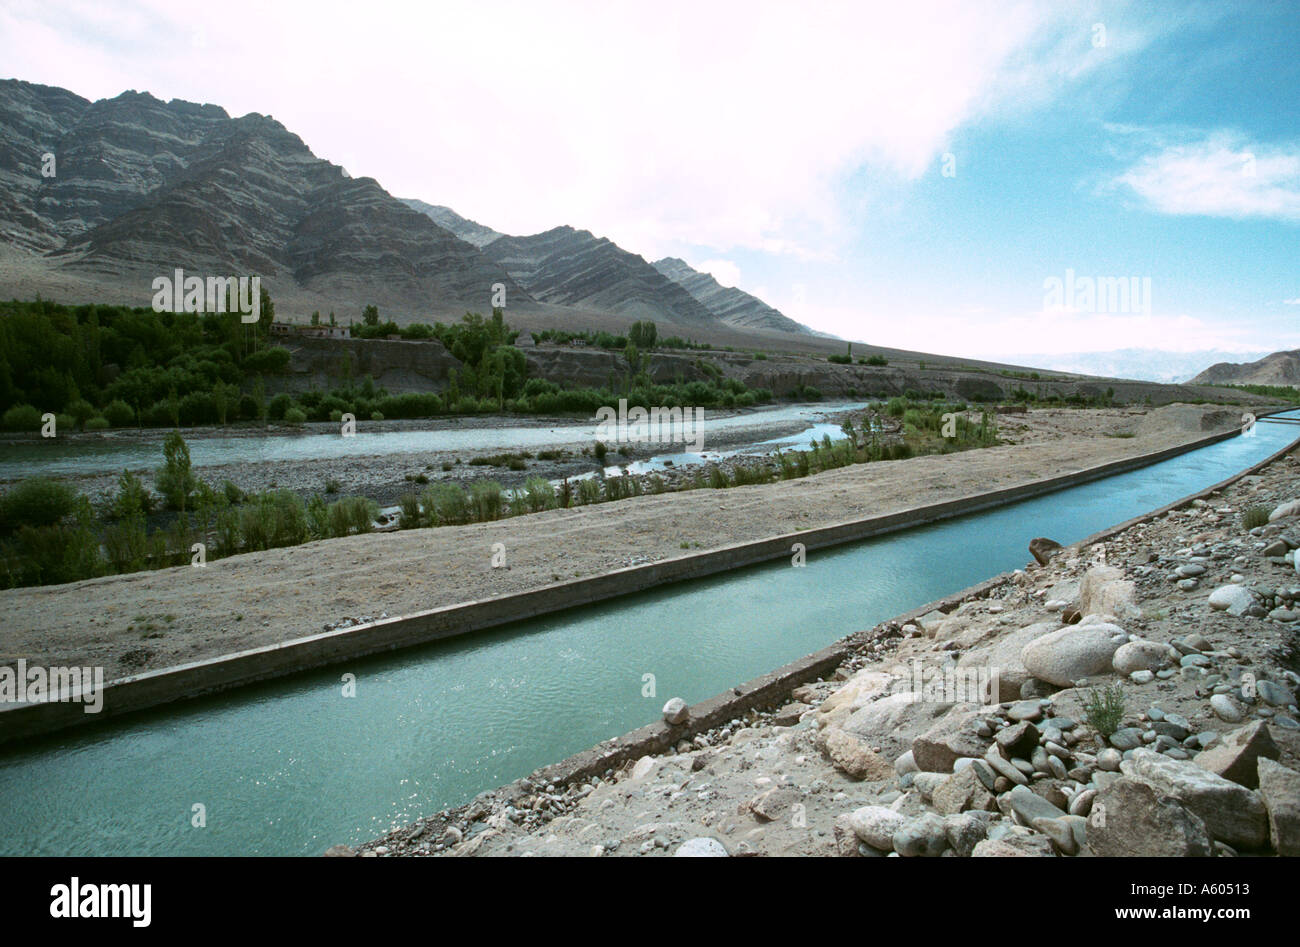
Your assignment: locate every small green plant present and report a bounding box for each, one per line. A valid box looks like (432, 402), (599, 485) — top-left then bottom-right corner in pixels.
(1084, 683), (1126, 739)
(1242, 506), (1270, 530)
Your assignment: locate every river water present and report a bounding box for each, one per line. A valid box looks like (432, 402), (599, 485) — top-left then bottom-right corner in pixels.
(0, 402), (869, 480)
(0, 414), (1295, 856)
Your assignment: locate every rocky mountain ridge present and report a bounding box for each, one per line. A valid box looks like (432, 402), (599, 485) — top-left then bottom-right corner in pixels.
(1190, 349), (1300, 388)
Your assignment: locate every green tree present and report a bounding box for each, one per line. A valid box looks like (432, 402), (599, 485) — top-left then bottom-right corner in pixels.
(362, 305), (379, 327)
(156, 431), (197, 512)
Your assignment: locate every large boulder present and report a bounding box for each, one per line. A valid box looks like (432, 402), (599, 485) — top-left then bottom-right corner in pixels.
(839, 692), (955, 762)
(1121, 747), (1268, 849)
(1207, 584), (1259, 617)
(1268, 498), (1300, 522)
(1257, 758), (1300, 856)
(849, 806), (907, 851)
(957, 620), (1062, 702)
(1193, 720), (1279, 788)
(1029, 537), (1063, 566)
(819, 727), (894, 781)
(911, 709), (987, 773)
(1112, 639), (1174, 675)
(814, 670), (894, 730)
(1077, 565), (1140, 620)
(1088, 778), (1214, 857)
(931, 766), (997, 815)
(1021, 623), (1128, 688)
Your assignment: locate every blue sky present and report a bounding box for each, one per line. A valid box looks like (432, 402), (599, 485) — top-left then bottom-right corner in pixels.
(2, 0), (1296, 361)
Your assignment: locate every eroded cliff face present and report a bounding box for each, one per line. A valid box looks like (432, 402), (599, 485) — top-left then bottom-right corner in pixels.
(277, 336), (462, 392)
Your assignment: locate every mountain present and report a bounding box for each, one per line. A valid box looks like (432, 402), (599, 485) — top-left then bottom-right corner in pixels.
(1004, 348), (1273, 385)
(1189, 349), (1300, 387)
(482, 226), (717, 326)
(652, 257), (812, 335)
(0, 79), (530, 317)
(401, 199), (503, 247)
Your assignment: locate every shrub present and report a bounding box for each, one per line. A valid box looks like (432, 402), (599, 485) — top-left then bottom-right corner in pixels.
(110, 470), (154, 519)
(155, 431), (197, 511)
(577, 477), (603, 505)
(239, 490), (309, 550)
(593, 441), (608, 462)
(85, 416), (110, 431)
(2, 404), (43, 431)
(0, 478), (80, 532)
(470, 481), (504, 521)
(1242, 506), (1270, 530)
(268, 393), (293, 420)
(103, 399), (136, 427)
(370, 411), (384, 421)
(283, 407), (308, 425)
(423, 483), (469, 525)
(327, 496), (378, 537)
(398, 492), (422, 529)
(103, 514), (150, 573)
(522, 476), (556, 513)
(1083, 683), (1126, 738)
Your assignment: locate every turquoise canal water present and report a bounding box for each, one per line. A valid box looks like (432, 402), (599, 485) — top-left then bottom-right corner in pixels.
(1, 414), (1295, 856)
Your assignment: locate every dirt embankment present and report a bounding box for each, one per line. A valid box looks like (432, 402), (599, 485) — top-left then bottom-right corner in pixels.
(0, 404), (1249, 681)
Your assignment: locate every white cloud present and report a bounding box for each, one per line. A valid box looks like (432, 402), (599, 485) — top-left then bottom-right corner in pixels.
(694, 259), (741, 288)
(792, 299), (1300, 360)
(1114, 132), (1300, 222)
(1285, 298), (1300, 305)
(0, 0), (1157, 263)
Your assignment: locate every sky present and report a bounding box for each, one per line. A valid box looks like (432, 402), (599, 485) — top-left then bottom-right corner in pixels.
(2, 0), (1297, 362)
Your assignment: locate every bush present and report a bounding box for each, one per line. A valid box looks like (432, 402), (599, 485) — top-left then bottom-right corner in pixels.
(522, 476), (556, 513)
(0, 478), (80, 532)
(85, 416), (110, 431)
(1084, 683), (1126, 738)
(423, 484), (469, 525)
(577, 477), (602, 505)
(470, 481), (504, 521)
(239, 490), (309, 550)
(103, 399), (136, 427)
(103, 514), (150, 573)
(283, 407), (308, 425)
(155, 431), (197, 511)
(326, 496), (378, 537)
(110, 470), (154, 519)
(2, 403), (43, 432)
(1242, 506), (1270, 530)
(268, 393), (293, 420)
(398, 492), (422, 529)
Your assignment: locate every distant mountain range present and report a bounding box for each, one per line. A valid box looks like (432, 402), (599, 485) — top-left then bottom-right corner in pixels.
(1006, 348), (1274, 385)
(1188, 349), (1300, 387)
(401, 204), (814, 335)
(0, 77), (813, 336)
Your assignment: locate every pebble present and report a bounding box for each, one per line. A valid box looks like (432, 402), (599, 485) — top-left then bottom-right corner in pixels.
(1210, 694), (1245, 723)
